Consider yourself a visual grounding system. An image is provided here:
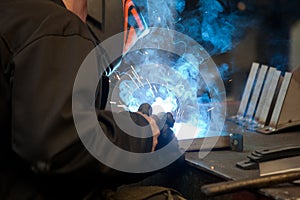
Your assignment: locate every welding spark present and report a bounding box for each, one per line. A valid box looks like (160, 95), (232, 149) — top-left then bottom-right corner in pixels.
(117, 104), (128, 109)
(127, 74), (140, 89)
(131, 66), (144, 87)
(123, 82), (131, 89)
(146, 79), (152, 89)
(153, 85), (158, 93)
(207, 107), (215, 112)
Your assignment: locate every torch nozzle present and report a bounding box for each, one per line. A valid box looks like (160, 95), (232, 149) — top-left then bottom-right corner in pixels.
(138, 103), (153, 116)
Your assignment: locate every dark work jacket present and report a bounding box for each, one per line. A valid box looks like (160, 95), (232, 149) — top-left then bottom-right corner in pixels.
(0, 0), (153, 199)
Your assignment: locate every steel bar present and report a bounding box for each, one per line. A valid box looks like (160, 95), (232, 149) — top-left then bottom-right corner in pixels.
(201, 171), (300, 196)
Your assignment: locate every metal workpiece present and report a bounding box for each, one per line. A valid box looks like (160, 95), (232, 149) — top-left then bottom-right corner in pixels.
(245, 64), (268, 119)
(258, 72), (300, 134)
(256, 70), (281, 126)
(201, 171), (300, 197)
(254, 68), (277, 123)
(237, 62), (260, 117)
(268, 73), (292, 129)
(230, 62), (300, 134)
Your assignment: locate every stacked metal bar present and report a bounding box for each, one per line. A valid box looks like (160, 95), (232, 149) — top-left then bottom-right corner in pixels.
(230, 62), (300, 134)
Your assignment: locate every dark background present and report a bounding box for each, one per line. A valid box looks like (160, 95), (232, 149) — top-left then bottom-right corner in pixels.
(87, 0), (300, 100)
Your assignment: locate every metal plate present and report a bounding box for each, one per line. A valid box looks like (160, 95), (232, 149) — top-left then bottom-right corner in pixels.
(237, 62), (260, 117)
(258, 70), (281, 126)
(259, 155), (300, 176)
(245, 65), (268, 120)
(269, 72), (292, 128)
(254, 67), (276, 122)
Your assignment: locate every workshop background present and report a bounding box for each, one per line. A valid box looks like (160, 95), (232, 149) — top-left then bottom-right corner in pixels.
(86, 0), (300, 102)
(84, 1), (300, 199)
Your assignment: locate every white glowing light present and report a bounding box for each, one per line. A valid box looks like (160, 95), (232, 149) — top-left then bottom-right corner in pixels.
(172, 107), (209, 140)
(173, 122), (201, 140)
(151, 96), (177, 115)
(207, 106), (215, 112)
(117, 104), (127, 108)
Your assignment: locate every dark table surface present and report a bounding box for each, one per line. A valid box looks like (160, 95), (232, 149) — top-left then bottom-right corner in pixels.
(184, 119), (300, 199)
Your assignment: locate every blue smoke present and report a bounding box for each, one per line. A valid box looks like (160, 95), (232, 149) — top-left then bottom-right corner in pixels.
(109, 0), (254, 139)
(126, 0), (252, 57)
(177, 0), (252, 55)
(116, 52), (210, 139)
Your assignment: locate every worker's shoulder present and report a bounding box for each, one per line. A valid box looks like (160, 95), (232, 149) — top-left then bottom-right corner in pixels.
(0, 0), (92, 53)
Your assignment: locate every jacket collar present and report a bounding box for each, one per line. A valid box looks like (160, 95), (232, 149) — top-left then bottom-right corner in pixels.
(51, 0), (66, 8)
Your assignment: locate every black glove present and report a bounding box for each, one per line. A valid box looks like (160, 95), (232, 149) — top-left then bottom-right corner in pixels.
(138, 104), (176, 150)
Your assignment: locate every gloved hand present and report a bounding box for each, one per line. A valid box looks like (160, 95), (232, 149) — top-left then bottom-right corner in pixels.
(138, 103), (176, 151)
(138, 104), (184, 177)
(152, 112), (176, 150)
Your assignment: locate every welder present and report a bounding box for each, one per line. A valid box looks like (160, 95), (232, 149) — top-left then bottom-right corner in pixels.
(0, 0), (183, 199)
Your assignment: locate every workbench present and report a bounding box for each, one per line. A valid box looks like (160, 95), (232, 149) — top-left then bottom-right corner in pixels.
(183, 120), (300, 199)
(136, 101), (300, 199)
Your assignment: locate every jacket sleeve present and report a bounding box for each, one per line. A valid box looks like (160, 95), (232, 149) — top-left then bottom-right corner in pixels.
(11, 34), (153, 174)
(0, 37), (14, 162)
